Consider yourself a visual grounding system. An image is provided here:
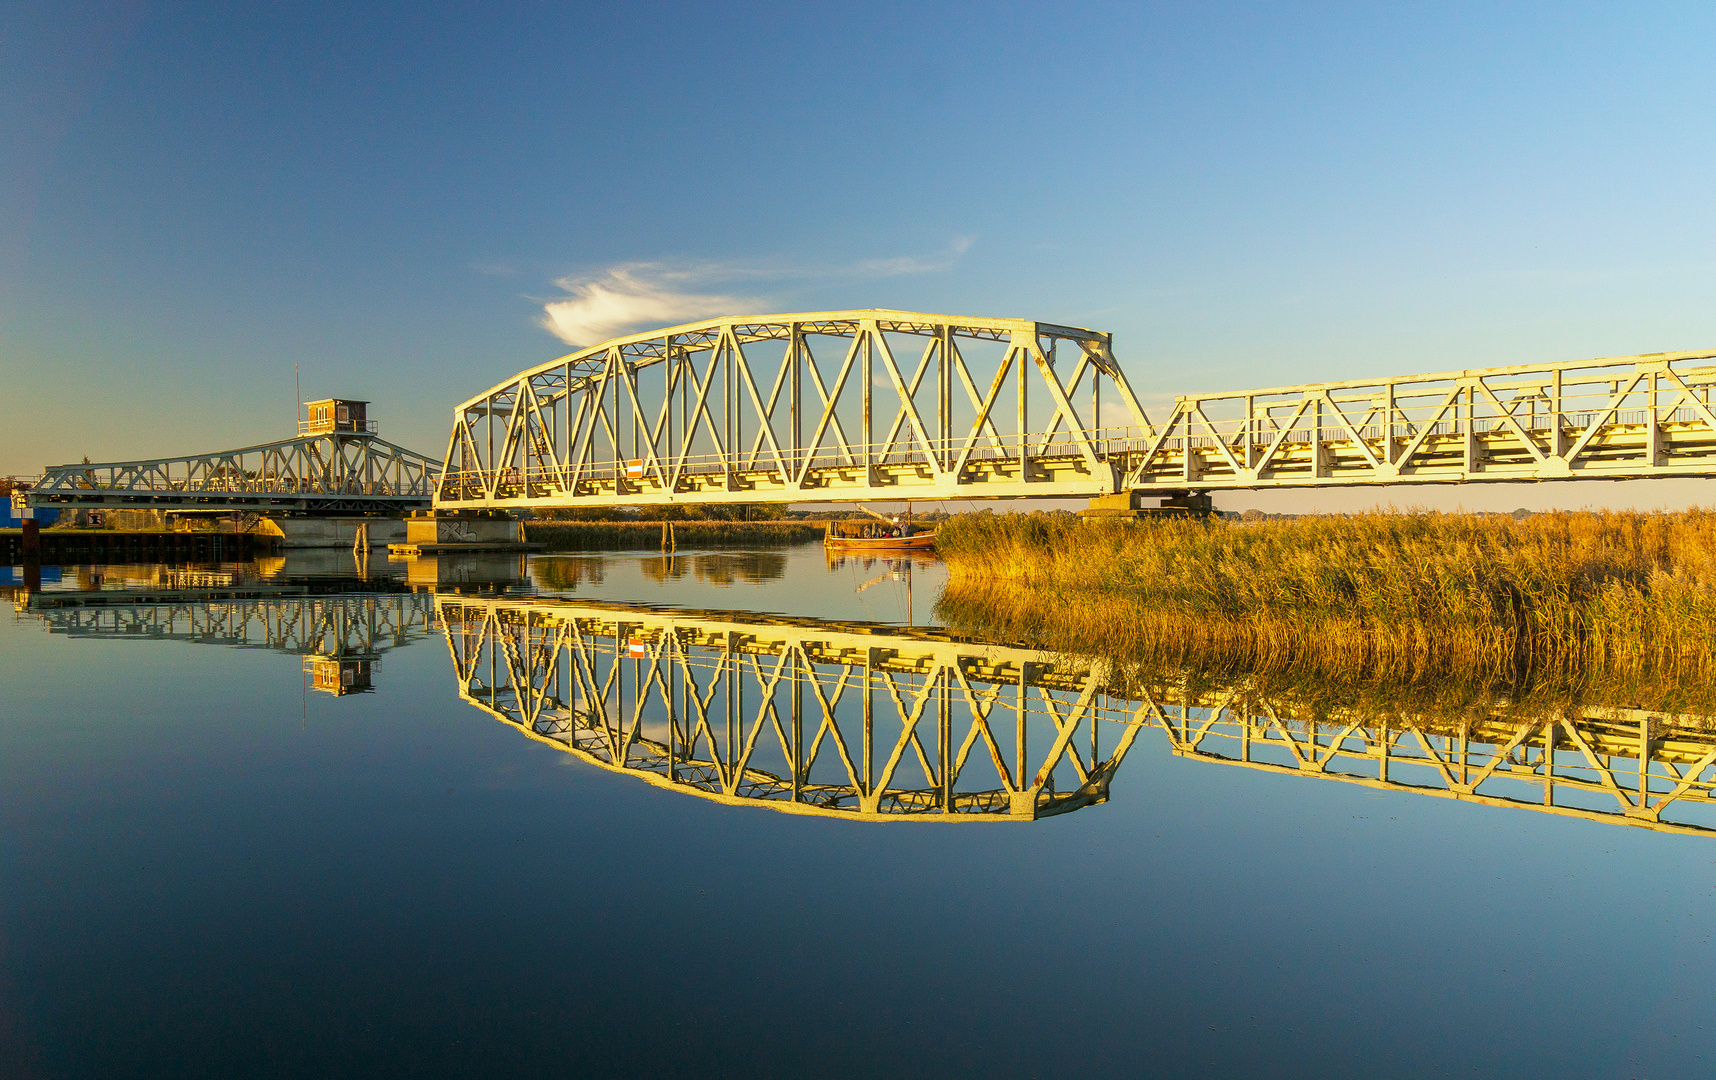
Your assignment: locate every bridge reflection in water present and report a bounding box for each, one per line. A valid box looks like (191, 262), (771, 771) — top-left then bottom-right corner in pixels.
(22, 582), (1716, 831)
(442, 594), (1134, 819)
(442, 594), (1716, 832)
(28, 585), (439, 695)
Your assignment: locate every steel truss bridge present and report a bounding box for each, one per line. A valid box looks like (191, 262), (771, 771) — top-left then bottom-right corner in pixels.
(435, 310), (1716, 510)
(1135, 346), (1716, 491)
(436, 310), (1147, 509)
(440, 594), (1716, 832)
(28, 431), (439, 514)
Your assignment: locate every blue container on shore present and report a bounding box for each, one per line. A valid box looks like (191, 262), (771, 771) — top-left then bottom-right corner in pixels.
(0, 565), (62, 585)
(2, 504), (59, 529)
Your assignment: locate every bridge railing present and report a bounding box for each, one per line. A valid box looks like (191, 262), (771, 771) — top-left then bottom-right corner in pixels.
(297, 418), (377, 437)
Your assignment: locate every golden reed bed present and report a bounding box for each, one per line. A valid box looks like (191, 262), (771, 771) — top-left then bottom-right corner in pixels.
(934, 509), (1716, 719)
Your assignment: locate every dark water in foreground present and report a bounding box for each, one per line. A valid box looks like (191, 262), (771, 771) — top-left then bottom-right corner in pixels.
(3, 547), (1715, 1078)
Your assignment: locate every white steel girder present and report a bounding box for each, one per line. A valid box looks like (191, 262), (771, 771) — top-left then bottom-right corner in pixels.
(1120, 347), (1716, 491)
(434, 310), (1147, 509)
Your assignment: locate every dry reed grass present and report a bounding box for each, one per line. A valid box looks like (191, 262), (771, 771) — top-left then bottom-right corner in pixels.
(934, 509), (1716, 718)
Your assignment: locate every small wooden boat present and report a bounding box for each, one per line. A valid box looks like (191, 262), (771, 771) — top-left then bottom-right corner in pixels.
(823, 526), (937, 552)
(825, 504), (937, 552)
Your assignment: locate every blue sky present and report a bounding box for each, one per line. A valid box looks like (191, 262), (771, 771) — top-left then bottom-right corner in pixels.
(5, 2), (1715, 509)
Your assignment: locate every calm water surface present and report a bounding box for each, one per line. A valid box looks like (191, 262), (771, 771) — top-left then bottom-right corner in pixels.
(3, 545), (1714, 1078)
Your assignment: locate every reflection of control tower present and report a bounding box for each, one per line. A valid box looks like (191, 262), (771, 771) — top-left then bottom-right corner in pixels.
(27, 587), (434, 697)
(303, 655), (379, 695)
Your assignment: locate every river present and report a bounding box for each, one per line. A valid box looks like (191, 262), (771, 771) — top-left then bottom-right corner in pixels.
(2, 544), (1713, 1077)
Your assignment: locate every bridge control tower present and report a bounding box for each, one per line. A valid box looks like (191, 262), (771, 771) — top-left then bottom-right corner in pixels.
(300, 398), (376, 437)
(27, 395), (441, 547)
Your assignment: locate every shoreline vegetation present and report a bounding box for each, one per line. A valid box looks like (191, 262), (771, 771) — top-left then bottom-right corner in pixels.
(933, 509), (1716, 720)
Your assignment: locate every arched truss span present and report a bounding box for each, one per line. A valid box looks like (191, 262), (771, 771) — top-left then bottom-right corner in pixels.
(434, 310), (1152, 509)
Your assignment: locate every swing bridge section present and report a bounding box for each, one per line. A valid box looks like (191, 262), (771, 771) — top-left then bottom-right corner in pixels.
(434, 311), (1149, 510)
(434, 310), (1716, 510)
(440, 594), (1716, 832)
(28, 431), (439, 513)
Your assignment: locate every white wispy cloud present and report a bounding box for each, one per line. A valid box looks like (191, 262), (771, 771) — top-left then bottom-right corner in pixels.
(538, 265), (757, 348)
(537, 239), (977, 347)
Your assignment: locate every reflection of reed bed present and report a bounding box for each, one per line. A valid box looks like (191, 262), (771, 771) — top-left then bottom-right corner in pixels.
(934, 509), (1716, 721)
(1106, 655), (1716, 734)
(525, 521), (819, 550)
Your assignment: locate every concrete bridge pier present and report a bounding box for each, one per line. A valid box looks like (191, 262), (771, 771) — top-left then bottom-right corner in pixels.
(254, 516), (408, 550)
(1080, 490), (1213, 519)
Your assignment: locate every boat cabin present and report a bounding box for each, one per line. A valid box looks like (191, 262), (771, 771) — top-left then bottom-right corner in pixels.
(305, 656), (376, 695)
(301, 398), (375, 436)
